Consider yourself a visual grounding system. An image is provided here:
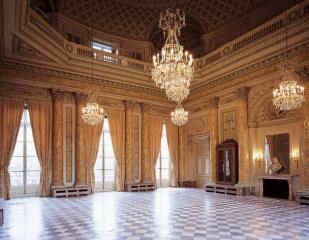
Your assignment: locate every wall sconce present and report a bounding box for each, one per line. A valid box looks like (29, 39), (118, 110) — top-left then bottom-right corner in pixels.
(254, 153), (263, 168)
(292, 151), (299, 168)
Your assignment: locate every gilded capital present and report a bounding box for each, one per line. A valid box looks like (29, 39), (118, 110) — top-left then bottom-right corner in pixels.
(51, 89), (63, 101)
(141, 103), (152, 112)
(235, 86), (250, 100)
(75, 92), (88, 103)
(207, 96), (219, 108)
(125, 100), (140, 112)
(297, 67), (309, 82)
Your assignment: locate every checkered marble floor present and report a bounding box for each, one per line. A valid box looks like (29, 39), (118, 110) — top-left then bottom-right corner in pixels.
(1, 188), (309, 240)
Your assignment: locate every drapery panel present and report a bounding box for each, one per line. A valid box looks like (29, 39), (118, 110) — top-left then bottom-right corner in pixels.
(166, 120), (179, 187)
(149, 115), (163, 187)
(106, 109), (125, 191)
(0, 96), (24, 200)
(28, 99), (53, 197)
(85, 121), (103, 193)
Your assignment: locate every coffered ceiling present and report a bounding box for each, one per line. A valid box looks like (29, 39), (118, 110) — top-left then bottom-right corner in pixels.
(32, 0), (303, 55)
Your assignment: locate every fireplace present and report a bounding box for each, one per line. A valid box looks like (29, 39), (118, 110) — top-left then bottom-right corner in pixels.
(263, 179), (289, 199)
(257, 175), (299, 200)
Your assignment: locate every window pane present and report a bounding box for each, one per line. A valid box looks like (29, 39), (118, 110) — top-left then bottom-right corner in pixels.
(26, 171), (40, 186)
(97, 144), (103, 157)
(13, 142), (23, 156)
(27, 157), (41, 171)
(161, 169), (169, 180)
(104, 145), (115, 158)
(156, 169), (160, 180)
(105, 157), (115, 169)
(9, 157), (23, 171)
(27, 142), (37, 156)
(104, 170), (114, 182)
(17, 127), (24, 141)
(94, 157), (103, 170)
(94, 170), (103, 183)
(161, 158), (169, 169)
(104, 132), (112, 145)
(155, 156), (160, 169)
(26, 127), (34, 141)
(161, 137), (168, 147)
(161, 147), (169, 158)
(25, 110), (31, 124)
(10, 172), (24, 186)
(103, 119), (110, 131)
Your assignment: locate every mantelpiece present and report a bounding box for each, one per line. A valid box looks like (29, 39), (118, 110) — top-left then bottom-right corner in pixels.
(257, 175), (300, 200)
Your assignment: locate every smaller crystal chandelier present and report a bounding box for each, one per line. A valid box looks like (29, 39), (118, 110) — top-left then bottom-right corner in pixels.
(273, 12), (305, 111)
(171, 105), (188, 126)
(273, 58), (305, 110)
(81, 28), (104, 125)
(82, 89), (104, 125)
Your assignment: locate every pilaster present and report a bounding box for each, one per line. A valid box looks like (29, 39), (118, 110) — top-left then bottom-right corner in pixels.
(235, 87), (250, 185)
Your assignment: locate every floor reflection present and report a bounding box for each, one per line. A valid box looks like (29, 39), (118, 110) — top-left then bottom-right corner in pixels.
(0, 188), (309, 240)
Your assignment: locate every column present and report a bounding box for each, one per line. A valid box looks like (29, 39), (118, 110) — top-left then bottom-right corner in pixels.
(300, 68), (309, 187)
(235, 87), (250, 185)
(141, 103), (151, 183)
(51, 89), (63, 186)
(208, 97), (219, 184)
(75, 93), (87, 186)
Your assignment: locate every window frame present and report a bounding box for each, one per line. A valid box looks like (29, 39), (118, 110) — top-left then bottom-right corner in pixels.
(156, 124), (171, 188)
(9, 108), (41, 197)
(94, 118), (116, 192)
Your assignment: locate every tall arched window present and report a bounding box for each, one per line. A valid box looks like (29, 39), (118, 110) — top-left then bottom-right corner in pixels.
(94, 118), (116, 191)
(9, 108), (41, 197)
(156, 124), (171, 187)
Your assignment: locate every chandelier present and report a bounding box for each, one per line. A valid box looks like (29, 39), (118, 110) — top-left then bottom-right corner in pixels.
(81, 28), (104, 125)
(273, 58), (305, 110)
(82, 89), (104, 125)
(151, 8), (194, 103)
(273, 13), (305, 111)
(171, 105), (188, 126)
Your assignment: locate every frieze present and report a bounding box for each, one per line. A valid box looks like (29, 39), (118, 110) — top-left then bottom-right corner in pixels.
(0, 82), (51, 100)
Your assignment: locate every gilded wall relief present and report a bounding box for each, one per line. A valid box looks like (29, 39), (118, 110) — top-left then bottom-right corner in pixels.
(13, 36), (50, 61)
(63, 103), (76, 186)
(0, 83), (51, 100)
(222, 110), (236, 141)
(187, 117), (210, 136)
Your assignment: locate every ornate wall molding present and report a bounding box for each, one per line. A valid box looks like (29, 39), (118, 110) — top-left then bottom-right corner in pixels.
(0, 82), (51, 100)
(235, 86), (250, 100)
(206, 96), (219, 108)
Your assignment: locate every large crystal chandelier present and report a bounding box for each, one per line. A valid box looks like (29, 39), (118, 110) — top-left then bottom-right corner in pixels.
(82, 89), (104, 125)
(171, 105), (188, 126)
(273, 13), (305, 111)
(151, 8), (194, 103)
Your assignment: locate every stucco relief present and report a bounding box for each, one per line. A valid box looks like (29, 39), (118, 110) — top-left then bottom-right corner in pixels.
(257, 100), (301, 122)
(187, 117), (210, 136)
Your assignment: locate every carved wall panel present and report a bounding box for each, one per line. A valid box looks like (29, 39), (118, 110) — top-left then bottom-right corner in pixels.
(221, 110), (236, 141)
(132, 112), (142, 182)
(63, 103), (76, 186)
(187, 134), (210, 188)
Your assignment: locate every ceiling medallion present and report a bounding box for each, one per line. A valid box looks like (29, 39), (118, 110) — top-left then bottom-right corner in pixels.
(82, 88), (104, 125)
(273, 13), (305, 111)
(171, 104), (188, 126)
(151, 8), (193, 125)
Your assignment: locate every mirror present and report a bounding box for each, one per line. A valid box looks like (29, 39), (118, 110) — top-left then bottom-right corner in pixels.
(264, 133), (290, 174)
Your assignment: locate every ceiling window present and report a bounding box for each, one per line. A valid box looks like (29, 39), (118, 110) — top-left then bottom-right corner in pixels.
(92, 41), (113, 53)
(94, 118), (116, 191)
(9, 108), (41, 197)
(156, 124), (170, 187)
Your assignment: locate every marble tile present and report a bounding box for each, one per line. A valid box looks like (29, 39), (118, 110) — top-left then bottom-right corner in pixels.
(0, 188), (309, 240)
